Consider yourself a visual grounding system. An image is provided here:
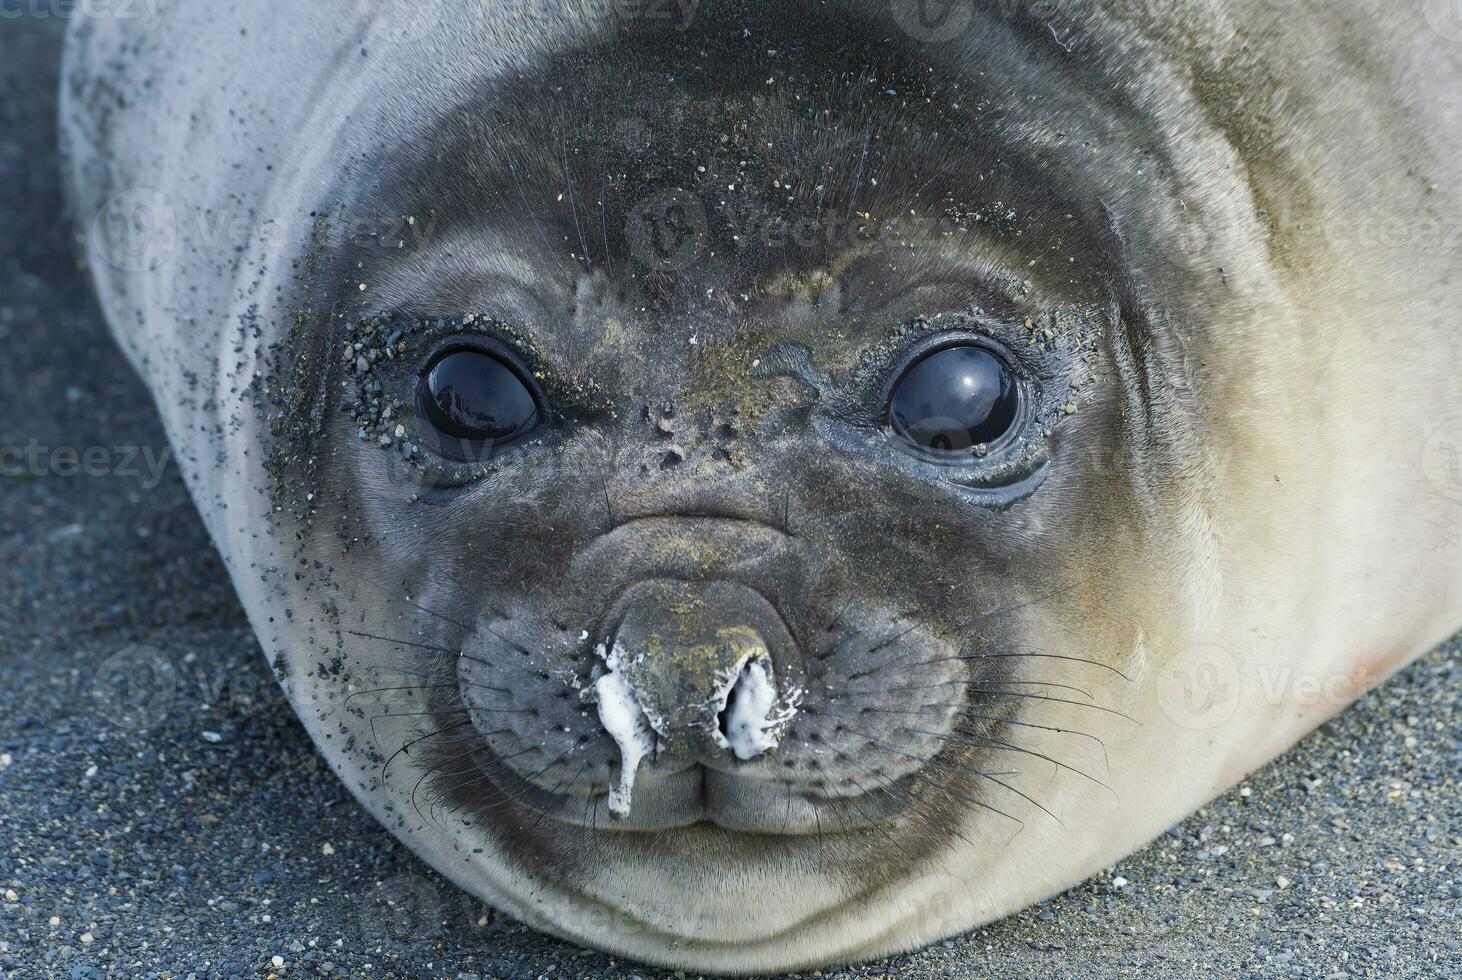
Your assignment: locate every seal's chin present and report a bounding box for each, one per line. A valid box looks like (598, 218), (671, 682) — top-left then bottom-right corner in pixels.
(471, 757), (908, 834)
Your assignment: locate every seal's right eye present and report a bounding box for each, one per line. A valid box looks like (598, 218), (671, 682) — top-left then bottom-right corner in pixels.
(887, 344), (1022, 455)
(417, 349), (539, 445)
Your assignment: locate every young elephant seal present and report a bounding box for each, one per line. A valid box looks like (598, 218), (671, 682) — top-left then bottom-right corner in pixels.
(62, 0), (1462, 972)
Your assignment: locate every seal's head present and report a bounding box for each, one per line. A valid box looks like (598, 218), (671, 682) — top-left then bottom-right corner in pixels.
(266, 11), (1207, 964)
(71, 0), (1462, 973)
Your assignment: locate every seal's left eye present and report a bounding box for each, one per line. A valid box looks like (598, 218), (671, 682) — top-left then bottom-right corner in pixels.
(417, 349), (539, 444)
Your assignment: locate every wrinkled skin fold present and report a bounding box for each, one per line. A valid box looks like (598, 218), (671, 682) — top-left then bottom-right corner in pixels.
(63, 0), (1462, 972)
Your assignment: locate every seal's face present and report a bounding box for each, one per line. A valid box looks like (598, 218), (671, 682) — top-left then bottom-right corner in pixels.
(251, 5), (1395, 970)
(62, 0), (1462, 967)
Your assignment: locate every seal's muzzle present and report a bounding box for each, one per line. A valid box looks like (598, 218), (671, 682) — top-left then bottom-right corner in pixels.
(587, 579), (802, 816)
(609, 579), (796, 755)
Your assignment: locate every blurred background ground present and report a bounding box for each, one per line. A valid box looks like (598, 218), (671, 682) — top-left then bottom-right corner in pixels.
(1, 12), (1458, 980)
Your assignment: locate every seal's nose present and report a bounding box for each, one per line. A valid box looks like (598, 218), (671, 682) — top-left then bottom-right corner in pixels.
(609, 579), (794, 758)
(585, 578), (803, 818)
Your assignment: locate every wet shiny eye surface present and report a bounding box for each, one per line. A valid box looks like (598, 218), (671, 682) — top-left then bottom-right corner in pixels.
(417, 349), (538, 447)
(887, 345), (1021, 454)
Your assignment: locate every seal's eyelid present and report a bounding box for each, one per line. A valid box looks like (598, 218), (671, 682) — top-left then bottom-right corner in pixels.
(398, 315), (540, 366)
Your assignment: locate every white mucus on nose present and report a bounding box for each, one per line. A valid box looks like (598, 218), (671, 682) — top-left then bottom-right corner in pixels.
(713, 659), (800, 761)
(587, 643), (654, 819)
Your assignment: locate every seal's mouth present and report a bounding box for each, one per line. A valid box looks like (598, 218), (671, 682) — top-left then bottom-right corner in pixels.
(463, 753), (912, 835)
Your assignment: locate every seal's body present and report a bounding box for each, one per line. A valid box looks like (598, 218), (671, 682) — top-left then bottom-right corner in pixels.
(63, 1), (1462, 971)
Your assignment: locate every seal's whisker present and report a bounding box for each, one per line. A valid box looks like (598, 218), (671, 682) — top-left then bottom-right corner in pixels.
(969, 731), (1117, 799)
(329, 570), (477, 642)
(597, 461), (617, 530)
(845, 685), (1138, 722)
(840, 583), (1081, 675)
(852, 675), (1097, 701)
(812, 799), (825, 867)
(806, 772), (886, 838)
(407, 732), (540, 788)
(561, 766), (602, 836)
(367, 705), (471, 753)
(986, 679), (1094, 700)
(816, 611), (916, 661)
(380, 727), (521, 771)
(952, 651), (1133, 681)
(949, 582), (1083, 632)
(903, 764), (1025, 834)
(840, 623), (923, 679)
(902, 725), (1113, 795)
(347, 670), (509, 704)
(915, 747), (1059, 826)
(344, 682), (458, 705)
(847, 666), (1099, 707)
(779, 778), (797, 834)
(558, 109), (593, 271)
(838, 774), (915, 849)
(398, 594), (473, 631)
(855, 705), (1114, 779)
(409, 742), (525, 790)
(381, 718), (474, 782)
(526, 761), (596, 836)
(822, 597), (858, 636)
(851, 734), (1024, 826)
(576, 778), (600, 833)
(598, 171), (614, 281)
(344, 629), (458, 655)
(899, 782), (991, 853)
(345, 687), (453, 710)
(974, 771), (1060, 825)
(436, 749), (567, 823)
(413, 745), (562, 827)
(382, 735), (505, 784)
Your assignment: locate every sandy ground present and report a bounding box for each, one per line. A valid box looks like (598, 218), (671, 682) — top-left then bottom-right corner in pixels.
(1, 14), (1459, 980)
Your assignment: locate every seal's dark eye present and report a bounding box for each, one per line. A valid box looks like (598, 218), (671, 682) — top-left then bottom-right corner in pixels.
(888, 345), (1021, 454)
(417, 349), (538, 444)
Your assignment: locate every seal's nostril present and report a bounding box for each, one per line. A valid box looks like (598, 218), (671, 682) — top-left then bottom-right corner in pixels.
(714, 657), (792, 761)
